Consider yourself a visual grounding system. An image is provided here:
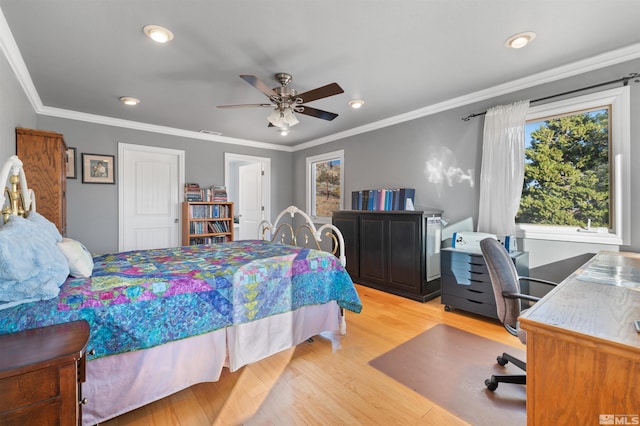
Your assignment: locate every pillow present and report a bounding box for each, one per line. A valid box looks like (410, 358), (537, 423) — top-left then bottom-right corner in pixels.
(26, 211), (63, 244)
(57, 238), (94, 278)
(0, 215), (70, 302)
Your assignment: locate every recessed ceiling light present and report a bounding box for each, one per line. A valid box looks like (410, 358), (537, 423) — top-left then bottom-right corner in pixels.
(348, 99), (365, 109)
(504, 31), (536, 49)
(143, 25), (174, 43)
(119, 96), (140, 106)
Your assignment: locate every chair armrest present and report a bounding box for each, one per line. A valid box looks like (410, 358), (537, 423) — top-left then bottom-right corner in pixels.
(502, 291), (541, 303)
(518, 276), (558, 287)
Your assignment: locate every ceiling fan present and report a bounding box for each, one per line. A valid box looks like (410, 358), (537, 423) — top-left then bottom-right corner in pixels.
(217, 73), (344, 132)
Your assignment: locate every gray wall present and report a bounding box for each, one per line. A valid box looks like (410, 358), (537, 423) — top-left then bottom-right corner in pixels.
(0, 50), (35, 160)
(293, 58), (640, 282)
(3, 43), (639, 281)
(34, 117), (292, 254)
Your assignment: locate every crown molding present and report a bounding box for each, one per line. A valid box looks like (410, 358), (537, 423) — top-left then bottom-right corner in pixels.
(294, 42), (640, 151)
(38, 106), (293, 152)
(0, 8), (42, 112)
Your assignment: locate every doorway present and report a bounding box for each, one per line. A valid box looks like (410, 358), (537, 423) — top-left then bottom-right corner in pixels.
(224, 153), (271, 240)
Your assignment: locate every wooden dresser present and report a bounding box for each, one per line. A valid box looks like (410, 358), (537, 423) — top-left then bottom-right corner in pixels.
(15, 127), (68, 236)
(0, 320), (90, 425)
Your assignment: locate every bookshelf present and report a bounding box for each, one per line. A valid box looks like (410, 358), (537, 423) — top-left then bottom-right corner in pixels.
(181, 202), (234, 245)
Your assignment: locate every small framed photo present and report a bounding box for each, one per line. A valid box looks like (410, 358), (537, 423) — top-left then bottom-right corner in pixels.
(66, 147), (77, 179)
(82, 153), (115, 184)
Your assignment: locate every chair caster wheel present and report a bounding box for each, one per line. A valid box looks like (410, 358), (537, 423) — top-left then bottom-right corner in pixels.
(497, 355), (508, 366)
(485, 376), (498, 391)
(444, 305), (451, 312)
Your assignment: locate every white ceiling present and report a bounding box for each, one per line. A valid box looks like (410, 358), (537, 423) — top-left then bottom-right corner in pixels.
(1, 1), (640, 150)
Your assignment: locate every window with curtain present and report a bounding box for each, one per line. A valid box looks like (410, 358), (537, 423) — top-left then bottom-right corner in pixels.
(516, 87), (630, 245)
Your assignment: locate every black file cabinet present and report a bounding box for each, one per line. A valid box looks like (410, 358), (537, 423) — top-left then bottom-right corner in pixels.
(441, 248), (529, 319)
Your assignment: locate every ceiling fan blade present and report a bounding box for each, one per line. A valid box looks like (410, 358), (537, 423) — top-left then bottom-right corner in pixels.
(298, 106), (339, 121)
(240, 74), (277, 98)
(217, 103), (274, 108)
(297, 83), (344, 104)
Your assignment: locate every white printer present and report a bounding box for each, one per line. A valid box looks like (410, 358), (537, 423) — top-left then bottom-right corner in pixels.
(451, 232), (517, 252)
(451, 232), (497, 251)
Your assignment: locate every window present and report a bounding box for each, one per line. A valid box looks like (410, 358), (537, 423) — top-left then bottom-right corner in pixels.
(516, 87), (630, 245)
(306, 150), (344, 224)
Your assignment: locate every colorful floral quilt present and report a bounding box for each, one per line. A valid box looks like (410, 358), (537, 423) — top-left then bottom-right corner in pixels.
(0, 240), (361, 359)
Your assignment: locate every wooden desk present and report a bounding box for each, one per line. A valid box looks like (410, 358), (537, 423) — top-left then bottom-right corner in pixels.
(519, 251), (640, 426)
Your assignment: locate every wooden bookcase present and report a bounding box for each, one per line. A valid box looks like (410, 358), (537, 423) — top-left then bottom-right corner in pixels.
(182, 201), (234, 245)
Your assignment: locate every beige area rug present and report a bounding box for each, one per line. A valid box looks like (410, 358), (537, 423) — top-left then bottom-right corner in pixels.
(368, 324), (526, 426)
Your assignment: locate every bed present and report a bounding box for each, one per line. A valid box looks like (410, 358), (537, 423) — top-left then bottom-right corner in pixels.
(0, 155), (362, 425)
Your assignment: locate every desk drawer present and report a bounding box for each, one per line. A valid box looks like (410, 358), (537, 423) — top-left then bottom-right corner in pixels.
(441, 269), (491, 286)
(449, 259), (489, 274)
(444, 250), (484, 263)
(441, 294), (498, 319)
(441, 279), (496, 304)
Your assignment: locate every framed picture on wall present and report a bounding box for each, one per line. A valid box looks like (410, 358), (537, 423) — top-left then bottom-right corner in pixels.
(82, 153), (115, 184)
(66, 147), (77, 179)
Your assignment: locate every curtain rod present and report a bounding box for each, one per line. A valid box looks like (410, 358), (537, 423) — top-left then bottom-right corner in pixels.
(461, 72), (640, 121)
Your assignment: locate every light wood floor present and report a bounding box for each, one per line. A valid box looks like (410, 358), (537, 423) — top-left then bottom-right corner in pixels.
(102, 284), (524, 425)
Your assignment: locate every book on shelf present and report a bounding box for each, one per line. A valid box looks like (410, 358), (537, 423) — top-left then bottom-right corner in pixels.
(351, 188), (415, 211)
(188, 203), (230, 219)
(190, 235), (231, 245)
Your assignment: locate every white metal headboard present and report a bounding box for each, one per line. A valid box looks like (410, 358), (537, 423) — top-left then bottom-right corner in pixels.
(1, 155), (35, 223)
(259, 205), (346, 267)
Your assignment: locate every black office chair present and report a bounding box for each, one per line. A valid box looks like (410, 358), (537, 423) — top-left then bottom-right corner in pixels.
(480, 238), (557, 391)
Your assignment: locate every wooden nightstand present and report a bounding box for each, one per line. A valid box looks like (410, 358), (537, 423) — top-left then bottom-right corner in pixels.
(0, 320), (90, 425)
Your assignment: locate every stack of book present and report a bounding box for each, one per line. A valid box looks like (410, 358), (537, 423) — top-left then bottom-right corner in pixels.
(351, 188), (415, 211)
(212, 185), (228, 202)
(199, 185), (228, 202)
(184, 183), (202, 202)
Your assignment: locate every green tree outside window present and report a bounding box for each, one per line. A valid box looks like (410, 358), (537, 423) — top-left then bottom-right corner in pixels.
(518, 108), (610, 228)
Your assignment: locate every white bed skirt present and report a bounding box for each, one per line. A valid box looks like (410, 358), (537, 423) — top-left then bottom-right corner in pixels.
(82, 301), (341, 425)
(226, 301), (341, 371)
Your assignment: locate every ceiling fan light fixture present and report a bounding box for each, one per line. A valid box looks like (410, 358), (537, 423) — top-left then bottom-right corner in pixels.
(143, 25), (174, 43)
(279, 128), (289, 136)
(119, 96), (140, 106)
(268, 107), (299, 128)
(505, 31), (536, 49)
(267, 109), (284, 127)
(349, 99), (365, 109)
(282, 108), (299, 126)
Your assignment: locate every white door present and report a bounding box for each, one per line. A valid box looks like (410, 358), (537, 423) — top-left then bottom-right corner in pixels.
(238, 162), (263, 240)
(119, 144), (185, 251)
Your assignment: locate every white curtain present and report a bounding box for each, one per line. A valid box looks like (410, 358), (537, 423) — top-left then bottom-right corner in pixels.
(477, 100), (530, 236)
